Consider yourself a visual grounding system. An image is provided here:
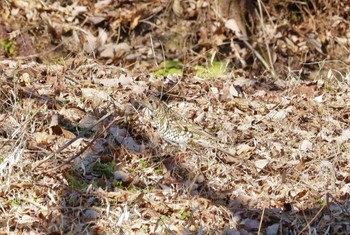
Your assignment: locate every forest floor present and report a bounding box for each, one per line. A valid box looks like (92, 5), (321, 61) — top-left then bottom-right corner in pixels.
(1, 1), (350, 234)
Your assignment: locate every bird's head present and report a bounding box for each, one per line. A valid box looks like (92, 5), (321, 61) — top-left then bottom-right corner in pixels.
(138, 95), (163, 111)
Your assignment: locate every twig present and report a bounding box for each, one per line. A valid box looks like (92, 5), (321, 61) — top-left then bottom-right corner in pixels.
(241, 38), (276, 78)
(45, 116), (122, 172)
(150, 34), (158, 67)
(257, 207), (265, 235)
(297, 204), (326, 235)
(32, 111), (115, 171)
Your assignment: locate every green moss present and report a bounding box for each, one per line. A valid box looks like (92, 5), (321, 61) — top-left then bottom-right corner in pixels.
(139, 158), (150, 169)
(67, 197), (75, 204)
(55, 56), (65, 63)
(9, 199), (21, 206)
(290, 12), (302, 23)
(154, 165), (164, 174)
(128, 185), (144, 192)
(66, 174), (89, 190)
(92, 162), (116, 178)
(112, 179), (123, 188)
(179, 210), (190, 220)
(1, 40), (16, 56)
(154, 61), (183, 77)
(194, 60), (227, 78)
(127, 167), (137, 174)
(154, 60), (227, 78)
(325, 85), (336, 93)
(314, 199), (326, 206)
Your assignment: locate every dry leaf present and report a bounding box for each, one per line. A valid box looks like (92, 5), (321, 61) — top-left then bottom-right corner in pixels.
(335, 129), (350, 145)
(299, 139), (313, 151)
(17, 215), (39, 225)
(267, 108), (292, 120)
(254, 159), (270, 171)
(59, 107), (86, 122)
(314, 94), (323, 103)
(61, 129), (77, 139)
(267, 223), (280, 235)
(241, 218), (259, 231)
(49, 114), (63, 135)
(19, 72), (31, 87)
(340, 183), (350, 195)
(99, 43), (130, 58)
(225, 19), (241, 34)
(33, 132), (56, 146)
(131, 15), (141, 29)
(236, 144), (255, 154)
(295, 85), (315, 97)
(81, 88), (110, 105)
(114, 170), (129, 182)
(94, 0), (111, 8)
(172, 0), (184, 17)
(88, 16), (106, 25)
(83, 209), (100, 221)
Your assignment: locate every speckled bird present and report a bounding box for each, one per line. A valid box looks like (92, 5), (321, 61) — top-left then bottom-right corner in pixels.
(138, 95), (236, 157)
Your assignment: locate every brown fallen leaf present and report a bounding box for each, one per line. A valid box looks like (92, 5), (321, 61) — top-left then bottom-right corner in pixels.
(33, 132), (56, 146)
(236, 144), (255, 155)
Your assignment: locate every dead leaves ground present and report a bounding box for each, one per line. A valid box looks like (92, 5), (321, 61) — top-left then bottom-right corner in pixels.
(1, 0), (350, 234)
(1, 59), (350, 234)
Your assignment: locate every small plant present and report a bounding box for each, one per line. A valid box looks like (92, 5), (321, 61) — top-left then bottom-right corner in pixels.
(154, 165), (164, 174)
(1, 40), (16, 56)
(66, 174), (89, 190)
(112, 179), (123, 188)
(55, 56), (65, 63)
(142, 185), (156, 193)
(92, 162), (116, 178)
(128, 185), (144, 192)
(325, 85), (336, 93)
(154, 60), (183, 77)
(127, 167), (137, 174)
(92, 180), (98, 188)
(179, 210), (190, 220)
(139, 158), (150, 169)
(315, 199), (326, 206)
(194, 60), (227, 78)
(9, 199), (21, 206)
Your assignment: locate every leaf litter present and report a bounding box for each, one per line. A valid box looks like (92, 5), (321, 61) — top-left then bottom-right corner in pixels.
(1, 1), (350, 234)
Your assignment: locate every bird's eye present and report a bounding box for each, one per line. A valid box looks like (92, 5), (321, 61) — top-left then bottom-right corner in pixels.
(149, 100), (153, 104)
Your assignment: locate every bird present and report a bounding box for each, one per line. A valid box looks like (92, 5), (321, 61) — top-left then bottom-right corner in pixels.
(138, 95), (238, 161)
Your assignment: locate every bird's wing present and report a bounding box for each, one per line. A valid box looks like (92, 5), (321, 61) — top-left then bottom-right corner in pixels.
(177, 119), (216, 140)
